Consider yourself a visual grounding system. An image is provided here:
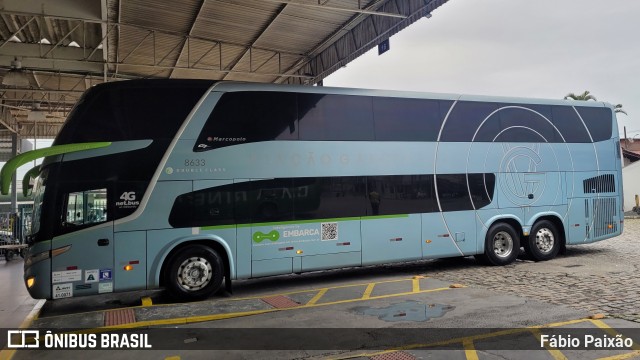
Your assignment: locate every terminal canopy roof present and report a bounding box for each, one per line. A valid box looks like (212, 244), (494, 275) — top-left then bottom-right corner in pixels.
(0, 0), (449, 141)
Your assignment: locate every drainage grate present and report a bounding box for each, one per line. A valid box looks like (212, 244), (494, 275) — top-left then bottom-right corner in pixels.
(261, 295), (300, 309)
(104, 308), (136, 326)
(371, 351), (416, 360)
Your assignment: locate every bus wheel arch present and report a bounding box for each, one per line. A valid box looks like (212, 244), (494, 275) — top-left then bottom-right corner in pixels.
(161, 240), (230, 300)
(476, 219), (522, 266)
(524, 216), (565, 261)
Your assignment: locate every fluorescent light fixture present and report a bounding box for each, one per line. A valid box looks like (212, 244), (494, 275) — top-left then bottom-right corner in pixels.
(2, 70), (30, 87)
(39, 38), (51, 44)
(2, 58), (30, 87)
(68, 41), (80, 47)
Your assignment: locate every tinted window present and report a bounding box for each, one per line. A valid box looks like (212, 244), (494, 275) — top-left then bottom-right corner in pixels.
(373, 98), (450, 141)
(367, 175), (437, 215)
(298, 94), (374, 140)
(168, 173), (496, 228)
(294, 177), (367, 219)
(472, 104), (561, 142)
(169, 183), (236, 228)
(195, 92), (297, 151)
(436, 174), (473, 211)
(576, 107), (613, 142)
(468, 173), (495, 209)
(239, 179), (295, 223)
(55, 80), (211, 144)
(551, 106), (591, 143)
(440, 101), (499, 142)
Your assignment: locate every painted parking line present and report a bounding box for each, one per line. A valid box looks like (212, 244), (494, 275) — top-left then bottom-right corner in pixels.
(0, 299), (46, 360)
(330, 318), (640, 360)
(27, 277), (463, 334)
(93, 278), (462, 331)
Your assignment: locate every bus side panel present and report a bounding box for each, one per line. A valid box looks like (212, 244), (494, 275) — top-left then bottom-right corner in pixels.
(114, 231), (147, 291)
(361, 214), (421, 265)
(440, 211), (477, 255)
(236, 226), (251, 279)
(595, 140), (618, 171)
(250, 220), (362, 275)
(421, 213), (463, 259)
(566, 197), (588, 244)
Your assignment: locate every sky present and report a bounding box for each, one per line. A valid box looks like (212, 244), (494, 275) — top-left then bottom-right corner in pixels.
(324, 0), (640, 139)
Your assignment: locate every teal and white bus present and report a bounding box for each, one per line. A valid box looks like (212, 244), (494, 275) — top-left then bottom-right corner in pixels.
(1, 80), (624, 300)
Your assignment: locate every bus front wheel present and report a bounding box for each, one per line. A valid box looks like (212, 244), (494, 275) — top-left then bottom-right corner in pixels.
(166, 244), (224, 301)
(523, 220), (560, 261)
(476, 223), (520, 266)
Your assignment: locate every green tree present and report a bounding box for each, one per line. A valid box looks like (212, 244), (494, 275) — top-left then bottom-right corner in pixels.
(613, 104), (627, 115)
(564, 91), (627, 115)
(564, 90), (597, 101)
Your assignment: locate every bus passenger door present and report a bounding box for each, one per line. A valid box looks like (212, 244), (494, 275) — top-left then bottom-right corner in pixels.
(50, 186), (114, 299)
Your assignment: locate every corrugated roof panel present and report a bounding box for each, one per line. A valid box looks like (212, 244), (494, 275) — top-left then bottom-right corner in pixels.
(121, 0), (202, 34)
(192, 1), (282, 45)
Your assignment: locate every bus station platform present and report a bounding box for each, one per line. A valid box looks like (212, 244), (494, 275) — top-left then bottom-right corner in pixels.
(0, 258), (42, 330)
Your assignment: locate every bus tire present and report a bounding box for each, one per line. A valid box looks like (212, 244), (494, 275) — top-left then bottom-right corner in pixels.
(165, 244), (224, 301)
(524, 220), (560, 261)
(476, 222), (520, 266)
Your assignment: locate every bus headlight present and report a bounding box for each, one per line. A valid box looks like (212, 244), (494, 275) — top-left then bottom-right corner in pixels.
(26, 276), (36, 289)
(25, 250), (50, 268)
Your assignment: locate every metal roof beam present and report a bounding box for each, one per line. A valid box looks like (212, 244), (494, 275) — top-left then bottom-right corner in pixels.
(169, 0), (207, 79)
(0, 10), (306, 58)
(256, 0), (407, 19)
(2, 0), (102, 21)
(222, 3), (288, 80)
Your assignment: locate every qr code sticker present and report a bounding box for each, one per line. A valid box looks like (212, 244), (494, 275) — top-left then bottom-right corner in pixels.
(321, 222), (338, 241)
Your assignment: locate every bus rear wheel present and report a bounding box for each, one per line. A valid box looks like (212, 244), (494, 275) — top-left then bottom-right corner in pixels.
(166, 244), (224, 301)
(475, 223), (520, 266)
(523, 220), (560, 261)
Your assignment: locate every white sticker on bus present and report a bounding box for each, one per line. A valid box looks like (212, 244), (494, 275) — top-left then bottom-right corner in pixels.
(99, 282), (113, 294)
(85, 269), (99, 283)
(53, 283), (73, 299)
(52, 270), (82, 284)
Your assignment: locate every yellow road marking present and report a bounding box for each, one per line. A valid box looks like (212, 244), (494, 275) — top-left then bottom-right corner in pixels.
(73, 286), (459, 332)
(164, 356), (181, 360)
(306, 288), (328, 305)
(590, 319), (640, 352)
(30, 277), (434, 322)
(530, 329), (568, 360)
(332, 318), (592, 359)
(462, 339), (479, 360)
(412, 278), (420, 292)
(361, 283), (375, 299)
(0, 299), (46, 360)
(597, 350), (640, 360)
(141, 297), (153, 307)
(231, 277), (426, 301)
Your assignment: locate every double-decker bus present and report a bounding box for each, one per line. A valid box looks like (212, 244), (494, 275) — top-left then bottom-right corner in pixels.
(0, 80), (624, 301)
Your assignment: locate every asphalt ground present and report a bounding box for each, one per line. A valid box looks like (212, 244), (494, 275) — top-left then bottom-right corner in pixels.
(2, 218), (639, 360)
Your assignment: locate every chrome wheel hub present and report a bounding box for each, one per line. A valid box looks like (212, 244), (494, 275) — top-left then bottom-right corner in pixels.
(493, 231), (513, 258)
(177, 257), (212, 291)
(535, 228), (555, 254)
